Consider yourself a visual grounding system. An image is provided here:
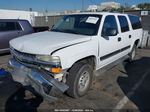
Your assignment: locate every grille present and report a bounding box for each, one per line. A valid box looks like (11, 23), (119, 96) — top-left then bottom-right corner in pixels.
(14, 49), (36, 59)
(12, 49), (40, 67)
(11, 48), (60, 68)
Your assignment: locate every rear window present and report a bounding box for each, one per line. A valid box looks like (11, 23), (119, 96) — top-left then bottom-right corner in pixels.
(128, 15), (142, 30)
(118, 16), (129, 32)
(16, 22), (22, 30)
(0, 22), (22, 31)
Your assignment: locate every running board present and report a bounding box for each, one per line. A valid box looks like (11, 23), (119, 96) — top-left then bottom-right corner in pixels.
(94, 55), (129, 77)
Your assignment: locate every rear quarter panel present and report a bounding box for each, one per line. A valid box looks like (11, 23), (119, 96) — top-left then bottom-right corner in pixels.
(131, 28), (143, 48)
(127, 15), (143, 49)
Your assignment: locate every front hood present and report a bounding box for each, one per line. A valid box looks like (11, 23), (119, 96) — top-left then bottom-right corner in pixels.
(10, 31), (91, 55)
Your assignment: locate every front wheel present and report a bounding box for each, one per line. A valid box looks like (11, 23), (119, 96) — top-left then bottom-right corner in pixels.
(66, 62), (93, 98)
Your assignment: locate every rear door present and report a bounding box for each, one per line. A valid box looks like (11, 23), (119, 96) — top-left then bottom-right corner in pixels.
(0, 22), (20, 51)
(116, 15), (132, 56)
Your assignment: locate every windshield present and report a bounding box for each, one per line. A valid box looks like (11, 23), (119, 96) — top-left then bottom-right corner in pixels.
(51, 14), (102, 36)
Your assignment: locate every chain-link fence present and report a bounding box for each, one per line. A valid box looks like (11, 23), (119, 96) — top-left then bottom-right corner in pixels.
(34, 15), (62, 28)
(34, 10), (150, 33)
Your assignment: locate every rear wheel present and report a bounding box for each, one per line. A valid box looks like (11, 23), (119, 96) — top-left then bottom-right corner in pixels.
(128, 45), (136, 62)
(66, 62), (93, 98)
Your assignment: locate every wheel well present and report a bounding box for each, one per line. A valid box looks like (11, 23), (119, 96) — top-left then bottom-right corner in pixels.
(134, 39), (140, 46)
(70, 56), (96, 70)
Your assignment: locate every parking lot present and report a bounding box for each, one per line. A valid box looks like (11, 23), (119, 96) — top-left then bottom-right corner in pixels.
(0, 48), (150, 112)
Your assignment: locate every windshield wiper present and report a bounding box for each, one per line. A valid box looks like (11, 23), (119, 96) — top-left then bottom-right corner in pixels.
(51, 28), (64, 32)
(51, 29), (81, 35)
(63, 29), (80, 35)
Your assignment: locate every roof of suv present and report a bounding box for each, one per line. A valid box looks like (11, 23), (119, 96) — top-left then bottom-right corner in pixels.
(71, 12), (129, 16)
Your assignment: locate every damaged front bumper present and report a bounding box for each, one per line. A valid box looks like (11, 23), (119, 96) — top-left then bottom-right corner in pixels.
(8, 58), (69, 102)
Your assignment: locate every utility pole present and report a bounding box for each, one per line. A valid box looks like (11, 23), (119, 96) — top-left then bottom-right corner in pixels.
(82, 0), (85, 11)
(82, 0), (93, 11)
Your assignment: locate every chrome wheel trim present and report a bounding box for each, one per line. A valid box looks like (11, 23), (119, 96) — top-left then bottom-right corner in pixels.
(78, 71), (90, 93)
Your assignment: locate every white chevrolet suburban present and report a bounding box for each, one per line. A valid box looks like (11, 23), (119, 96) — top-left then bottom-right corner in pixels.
(8, 12), (143, 101)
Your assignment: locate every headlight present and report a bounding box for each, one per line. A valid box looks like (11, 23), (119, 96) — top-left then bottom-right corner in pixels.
(36, 55), (62, 74)
(36, 55), (60, 63)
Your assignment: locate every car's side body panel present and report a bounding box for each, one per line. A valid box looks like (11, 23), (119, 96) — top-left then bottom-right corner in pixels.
(52, 13), (143, 70)
(0, 19), (33, 54)
(52, 38), (98, 69)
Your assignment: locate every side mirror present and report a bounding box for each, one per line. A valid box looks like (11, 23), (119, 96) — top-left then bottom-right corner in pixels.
(102, 28), (118, 36)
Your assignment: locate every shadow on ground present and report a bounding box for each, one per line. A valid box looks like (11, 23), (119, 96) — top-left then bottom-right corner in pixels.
(117, 57), (150, 112)
(0, 74), (43, 112)
(5, 87), (43, 112)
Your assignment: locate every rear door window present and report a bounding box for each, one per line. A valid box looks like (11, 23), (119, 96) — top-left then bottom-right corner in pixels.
(0, 22), (19, 31)
(15, 22), (22, 30)
(128, 15), (142, 30)
(118, 16), (129, 32)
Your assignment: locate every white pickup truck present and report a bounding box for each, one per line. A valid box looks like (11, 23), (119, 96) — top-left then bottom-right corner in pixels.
(9, 12), (143, 101)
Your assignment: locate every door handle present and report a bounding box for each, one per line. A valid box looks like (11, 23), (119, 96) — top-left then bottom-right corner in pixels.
(118, 37), (121, 42)
(129, 35), (132, 38)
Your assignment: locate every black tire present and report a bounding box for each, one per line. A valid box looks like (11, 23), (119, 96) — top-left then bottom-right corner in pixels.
(128, 45), (136, 62)
(66, 62), (93, 98)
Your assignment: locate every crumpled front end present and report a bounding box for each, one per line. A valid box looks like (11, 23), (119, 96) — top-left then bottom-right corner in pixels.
(8, 49), (69, 102)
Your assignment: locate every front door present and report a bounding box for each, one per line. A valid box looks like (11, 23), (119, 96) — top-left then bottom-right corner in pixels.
(98, 15), (121, 68)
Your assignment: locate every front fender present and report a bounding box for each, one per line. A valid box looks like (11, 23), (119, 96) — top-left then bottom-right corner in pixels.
(52, 40), (98, 69)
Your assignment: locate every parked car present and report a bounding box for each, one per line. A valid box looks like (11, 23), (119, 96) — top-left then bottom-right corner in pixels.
(8, 12), (143, 101)
(0, 19), (50, 54)
(0, 19), (33, 54)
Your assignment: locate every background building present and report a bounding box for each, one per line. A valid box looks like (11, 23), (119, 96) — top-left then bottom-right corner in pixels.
(0, 9), (38, 25)
(87, 2), (121, 11)
(87, 5), (99, 11)
(100, 2), (120, 9)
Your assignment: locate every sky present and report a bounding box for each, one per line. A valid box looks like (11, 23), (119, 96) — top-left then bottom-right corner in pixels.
(0, 0), (150, 12)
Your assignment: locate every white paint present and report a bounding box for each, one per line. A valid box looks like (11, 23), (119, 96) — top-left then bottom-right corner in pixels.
(54, 73), (63, 79)
(141, 11), (149, 16)
(0, 9), (38, 25)
(10, 31), (91, 55)
(113, 70), (149, 111)
(86, 16), (99, 24)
